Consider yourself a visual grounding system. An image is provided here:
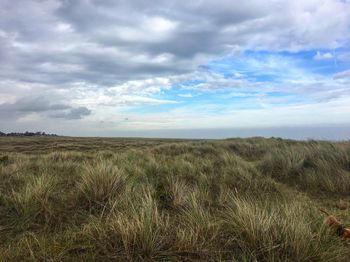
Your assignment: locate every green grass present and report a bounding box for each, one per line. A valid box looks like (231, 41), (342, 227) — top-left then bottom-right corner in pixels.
(0, 137), (350, 261)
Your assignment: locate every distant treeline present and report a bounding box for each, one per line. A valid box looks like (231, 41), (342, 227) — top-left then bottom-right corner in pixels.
(0, 131), (58, 137)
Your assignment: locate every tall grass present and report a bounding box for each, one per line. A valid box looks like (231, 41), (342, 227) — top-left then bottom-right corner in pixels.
(259, 142), (350, 194)
(83, 188), (173, 260)
(221, 196), (347, 261)
(1, 137), (350, 260)
(10, 174), (54, 224)
(78, 160), (127, 207)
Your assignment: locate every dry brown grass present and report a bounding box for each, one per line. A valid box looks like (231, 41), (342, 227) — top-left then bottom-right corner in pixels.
(0, 137), (350, 261)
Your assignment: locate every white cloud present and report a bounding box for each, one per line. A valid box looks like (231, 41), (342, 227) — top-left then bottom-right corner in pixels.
(143, 16), (178, 33)
(178, 93), (193, 98)
(314, 51), (334, 60)
(113, 96), (350, 130)
(111, 16), (178, 43)
(108, 77), (172, 96)
(54, 23), (73, 33)
(334, 69), (350, 79)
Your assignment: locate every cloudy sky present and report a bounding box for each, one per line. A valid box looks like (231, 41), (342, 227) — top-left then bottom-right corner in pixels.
(1, 0), (350, 139)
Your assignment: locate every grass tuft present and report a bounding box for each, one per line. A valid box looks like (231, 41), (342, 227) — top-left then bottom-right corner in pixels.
(10, 174), (55, 225)
(78, 159), (127, 207)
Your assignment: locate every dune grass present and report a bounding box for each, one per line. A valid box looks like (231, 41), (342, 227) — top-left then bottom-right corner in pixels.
(0, 137), (350, 261)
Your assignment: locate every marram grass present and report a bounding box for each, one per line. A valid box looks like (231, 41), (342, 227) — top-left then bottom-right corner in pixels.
(0, 137), (350, 261)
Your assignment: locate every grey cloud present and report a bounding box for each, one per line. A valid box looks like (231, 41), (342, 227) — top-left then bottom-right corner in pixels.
(51, 106), (91, 120)
(0, 97), (70, 113)
(1, 0), (349, 89)
(0, 96), (91, 120)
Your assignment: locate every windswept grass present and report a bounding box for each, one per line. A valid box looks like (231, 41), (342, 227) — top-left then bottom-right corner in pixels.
(83, 188), (173, 260)
(10, 175), (54, 221)
(222, 196), (345, 261)
(0, 137), (350, 261)
(78, 160), (127, 208)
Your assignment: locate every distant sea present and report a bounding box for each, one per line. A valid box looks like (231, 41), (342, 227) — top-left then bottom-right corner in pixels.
(91, 124), (350, 140)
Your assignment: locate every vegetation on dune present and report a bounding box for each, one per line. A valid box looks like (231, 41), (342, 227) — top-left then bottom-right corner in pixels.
(0, 137), (350, 261)
(0, 131), (58, 137)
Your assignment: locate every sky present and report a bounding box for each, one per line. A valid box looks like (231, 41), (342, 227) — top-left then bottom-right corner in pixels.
(0, 0), (350, 139)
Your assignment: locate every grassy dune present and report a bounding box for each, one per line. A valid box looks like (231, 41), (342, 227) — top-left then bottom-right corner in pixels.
(0, 137), (350, 261)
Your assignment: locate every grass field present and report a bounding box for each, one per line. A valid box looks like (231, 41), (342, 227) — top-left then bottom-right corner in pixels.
(0, 136), (350, 261)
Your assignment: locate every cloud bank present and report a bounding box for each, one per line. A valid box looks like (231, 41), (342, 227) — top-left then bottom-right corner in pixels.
(1, 0), (350, 138)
